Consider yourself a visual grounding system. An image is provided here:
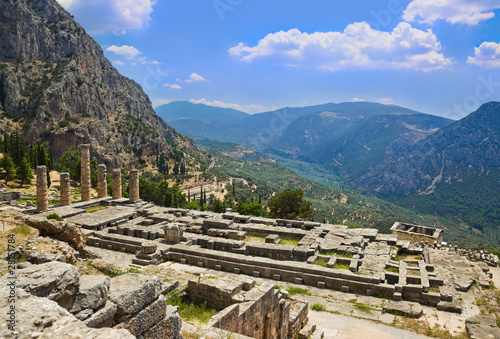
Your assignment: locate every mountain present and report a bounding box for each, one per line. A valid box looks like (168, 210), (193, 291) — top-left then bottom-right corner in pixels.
(355, 102), (500, 196)
(0, 0), (198, 167)
(270, 105), (453, 179)
(156, 101), (252, 144)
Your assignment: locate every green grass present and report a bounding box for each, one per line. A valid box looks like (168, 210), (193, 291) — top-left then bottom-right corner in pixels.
(280, 237), (300, 246)
(407, 269), (420, 276)
(166, 291), (218, 326)
(311, 303), (325, 311)
(86, 205), (107, 213)
(333, 263), (350, 270)
(386, 267), (399, 274)
(406, 262), (419, 267)
(335, 252), (353, 258)
(46, 213), (62, 221)
(314, 258), (329, 268)
(287, 287), (311, 296)
(349, 299), (374, 315)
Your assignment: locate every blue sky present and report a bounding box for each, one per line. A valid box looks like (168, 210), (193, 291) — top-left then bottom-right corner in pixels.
(56, 0), (500, 119)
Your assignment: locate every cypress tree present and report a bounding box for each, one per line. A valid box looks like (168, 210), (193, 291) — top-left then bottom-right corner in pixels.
(16, 156), (33, 187)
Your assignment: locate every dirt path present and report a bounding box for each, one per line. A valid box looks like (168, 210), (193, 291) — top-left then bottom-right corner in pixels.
(309, 310), (429, 339)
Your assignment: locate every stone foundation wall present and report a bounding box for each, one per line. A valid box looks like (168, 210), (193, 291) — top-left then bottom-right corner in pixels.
(190, 277), (290, 339)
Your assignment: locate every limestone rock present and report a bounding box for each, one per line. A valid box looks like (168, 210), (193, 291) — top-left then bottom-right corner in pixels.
(141, 241), (157, 254)
(0, 287), (132, 339)
(5, 261), (79, 309)
(84, 301), (118, 328)
(115, 296), (167, 336)
(437, 300), (462, 314)
(466, 315), (500, 339)
(0, 0), (194, 166)
(26, 250), (67, 264)
(164, 224), (183, 243)
(71, 275), (110, 313)
(383, 300), (423, 318)
(108, 274), (162, 315)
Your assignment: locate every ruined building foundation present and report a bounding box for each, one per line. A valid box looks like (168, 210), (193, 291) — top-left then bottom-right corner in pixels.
(79, 144), (91, 201)
(129, 169), (139, 202)
(112, 169), (122, 199)
(97, 164), (107, 198)
(59, 172), (71, 206)
(36, 165), (48, 211)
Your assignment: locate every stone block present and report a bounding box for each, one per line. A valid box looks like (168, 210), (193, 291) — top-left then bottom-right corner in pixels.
(109, 274), (162, 315)
(71, 275), (110, 313)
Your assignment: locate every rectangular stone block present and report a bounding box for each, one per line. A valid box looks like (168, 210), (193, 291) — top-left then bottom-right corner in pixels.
(317, 282), (325, 288)
(253, 271), (260, 277)
(273, 274), (281, 281)
(341, 286), (349, 293)
(295, 278), (303, 284)
(393, 292), (402, 301)
(215, 265), (222, 271)
(234, 268), (240, 274)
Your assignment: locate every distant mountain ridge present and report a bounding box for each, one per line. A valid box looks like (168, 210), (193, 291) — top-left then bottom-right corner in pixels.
(354, 101), (500, 196)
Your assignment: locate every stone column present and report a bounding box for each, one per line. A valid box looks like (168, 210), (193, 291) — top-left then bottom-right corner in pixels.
(79, 144), (91, 201)
(129, 169), (139, 201)
(97, 164), (107, 198)
(36, 166), (48, 211)
(59, 172), (71, 206)
(112, 169), (122, 199)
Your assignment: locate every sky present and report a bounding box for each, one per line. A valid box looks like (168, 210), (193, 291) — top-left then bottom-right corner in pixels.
(56, 0), (500, 119)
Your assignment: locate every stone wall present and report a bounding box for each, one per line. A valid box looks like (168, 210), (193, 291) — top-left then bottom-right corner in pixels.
(391, 222), (444, 245)
(188, 276), (290, 339)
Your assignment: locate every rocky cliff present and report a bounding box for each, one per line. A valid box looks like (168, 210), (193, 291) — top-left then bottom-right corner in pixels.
(354, 102), (500, 196)
(0, 0), (198, 167)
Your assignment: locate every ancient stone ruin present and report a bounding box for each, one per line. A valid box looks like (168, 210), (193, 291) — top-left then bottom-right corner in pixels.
(12, 147), (500, 338)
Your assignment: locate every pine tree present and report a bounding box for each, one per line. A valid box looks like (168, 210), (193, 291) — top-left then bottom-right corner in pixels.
(16, 156), (33, 187)
(1, 154), (15, 184)
(172, 162), (179, 175)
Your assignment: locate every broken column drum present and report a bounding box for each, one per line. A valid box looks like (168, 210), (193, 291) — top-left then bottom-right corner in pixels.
(97, 164), (107, 198)
(129, 169), (139, 201)
(36, 165), (48, 211)
(112, 169), (122, 199)
(79, 144), (91, 201)
(59, 172), (71, 206)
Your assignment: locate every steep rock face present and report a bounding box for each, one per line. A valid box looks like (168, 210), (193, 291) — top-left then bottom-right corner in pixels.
(354, 102), (500, 196)
(0, 0), (197, 166)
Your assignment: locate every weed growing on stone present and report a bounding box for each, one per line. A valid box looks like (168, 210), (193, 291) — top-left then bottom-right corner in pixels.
(311, 303), (325, 311)
(46, 213), (62, 221)
(287, 287), (311, 296)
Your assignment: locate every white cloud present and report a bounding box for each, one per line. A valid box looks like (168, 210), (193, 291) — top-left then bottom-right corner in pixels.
(184, 73), (207, 83)
(403, 0), (500, 26)
(56, 0), (156, 34)
(106, 45), (141, 59)
(189, 99), (273, 114)
(112, 60), (125, 66)
(377, 97), (395, 105)
(350, 98), (366, 102)
(162, 83), (182, 90)
(229, 22), (452, 72)
(467, 42), (500, 69)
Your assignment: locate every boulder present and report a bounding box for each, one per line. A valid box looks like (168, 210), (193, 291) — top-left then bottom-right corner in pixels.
(26, 250), (67, 264)
(71, 275), (110, 313)
(466, 315), (500, 339)
(0, 287), (132, 339)
(437, 300), (462, 314)
(109, 274), (162, 315)
(85, 301), (118, 328)
(383, 300), (423, 318)
(6, 261), (79, 309)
